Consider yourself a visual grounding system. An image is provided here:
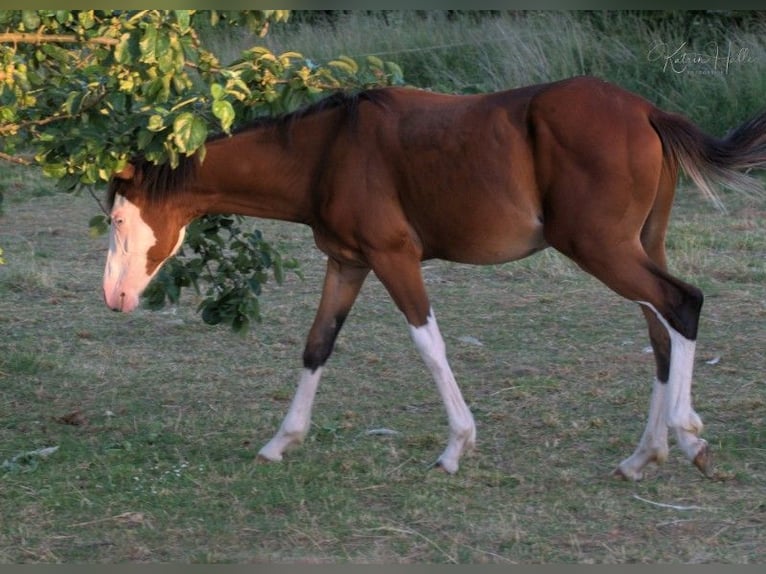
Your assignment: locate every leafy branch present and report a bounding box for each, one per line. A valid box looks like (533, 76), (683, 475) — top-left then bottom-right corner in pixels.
(0, 9), (404, 331)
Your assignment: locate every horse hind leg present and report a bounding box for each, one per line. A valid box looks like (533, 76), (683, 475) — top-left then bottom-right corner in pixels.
(630, 295), (712, 479)
(612, 306), (672, 479)
(624, 271), (710, 480)
(617, 191), (711, 479)
(615, 300), (712, 480)
(551, 233), (710, 480)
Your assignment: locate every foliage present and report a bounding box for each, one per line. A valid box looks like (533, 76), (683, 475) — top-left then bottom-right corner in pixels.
(141, 216), (302, 334)
(0, 9), (403, 331)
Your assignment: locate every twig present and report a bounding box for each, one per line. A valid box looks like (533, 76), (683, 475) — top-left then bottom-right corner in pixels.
(632, 493), (713, 511)
(0, 112), (75, 136)
(0, 33), (119, 46)
(88, 187), (110, 216)
(0, 152), (33, 166)
(656, 518), (697, 528)
(69, 511), (146, 528)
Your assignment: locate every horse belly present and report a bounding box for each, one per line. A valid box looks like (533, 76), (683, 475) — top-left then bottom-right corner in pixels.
(420, 206), (546, 265)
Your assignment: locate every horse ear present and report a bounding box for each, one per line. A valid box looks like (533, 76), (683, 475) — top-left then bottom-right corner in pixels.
(114, 163), (135, 181)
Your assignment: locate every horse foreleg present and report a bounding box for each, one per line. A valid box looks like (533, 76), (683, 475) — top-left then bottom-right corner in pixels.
(257, 259), (369, 462)
(409, 309), (477, 473)
(371, 252), (476, 474)
(258, 367), (324, 461)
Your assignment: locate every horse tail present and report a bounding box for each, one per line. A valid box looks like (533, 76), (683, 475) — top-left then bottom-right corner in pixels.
(649, 108), (766, 211)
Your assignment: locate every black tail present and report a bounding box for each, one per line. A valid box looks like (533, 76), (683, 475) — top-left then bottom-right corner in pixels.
(650, 109), (766, 210)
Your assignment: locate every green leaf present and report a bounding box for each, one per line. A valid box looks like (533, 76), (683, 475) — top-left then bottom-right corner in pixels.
(334, 56), (359, 74)
(114, 32), (137, 65)
(384, 61), (404, 84)
(172, 112), (207, 155)
(210, 83), (225, 101)
(200, 299), (222, 325)
(21, 10), (40, 31)
(175, 10), (191, 34)
(63, 91), (85, 115)
(139, 25), (158, 62)
(42, 164), (68, 179)
(366, 55), (384, 69)
(54, 11), (71, 24)
(212, 99), (235, 133)
(328, 59), (358, 75)
(147, 114), (165, 132)
(88, 215), (110, 237)
(77, 10), (95, 30)
(137, 128), (155, 150)
(41, 43), (71, 64)
(155, 32), (174, 73)
(82, 162), (99, 184)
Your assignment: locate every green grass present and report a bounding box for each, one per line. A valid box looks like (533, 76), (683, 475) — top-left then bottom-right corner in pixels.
(259, 11), (766, 133)
(1, 161), (764, 563)
(1, 11), (765, 564)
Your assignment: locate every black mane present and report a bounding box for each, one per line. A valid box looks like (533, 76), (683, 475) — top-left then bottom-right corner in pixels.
(223, 88), (390, 138)
(107, 154), (198, 210)
(107, 88), (391, 209)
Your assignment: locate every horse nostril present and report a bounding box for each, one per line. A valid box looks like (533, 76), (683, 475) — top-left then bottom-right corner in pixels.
(109, 292), (126, 313)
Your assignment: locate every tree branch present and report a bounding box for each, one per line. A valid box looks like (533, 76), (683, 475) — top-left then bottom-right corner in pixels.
(0, 152), (33, 166)
(0, 112), (75, 136)
(0, 33), (118, 46)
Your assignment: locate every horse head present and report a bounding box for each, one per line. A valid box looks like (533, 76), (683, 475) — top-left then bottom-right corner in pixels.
(102, 162), (190, 312)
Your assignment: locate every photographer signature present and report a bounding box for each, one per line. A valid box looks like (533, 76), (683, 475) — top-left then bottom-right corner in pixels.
(647, 41), (754, 74)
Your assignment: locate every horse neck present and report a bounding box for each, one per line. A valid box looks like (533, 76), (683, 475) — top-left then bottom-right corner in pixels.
(195, 128), (316, 224)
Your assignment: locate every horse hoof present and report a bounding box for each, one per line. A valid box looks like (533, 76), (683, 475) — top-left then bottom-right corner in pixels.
(431, 458), (459, 474)
(256, 449), (283, 464)
(693, 442), (713, 478)
(612, 465), (643, 482)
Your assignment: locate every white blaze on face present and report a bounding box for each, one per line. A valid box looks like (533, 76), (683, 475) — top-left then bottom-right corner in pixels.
(103, 194), (185, 312)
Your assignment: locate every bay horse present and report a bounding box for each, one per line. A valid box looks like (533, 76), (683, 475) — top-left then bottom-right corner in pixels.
(104, 76), (766, 480)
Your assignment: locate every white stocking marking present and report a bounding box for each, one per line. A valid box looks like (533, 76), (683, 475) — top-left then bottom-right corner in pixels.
(258, 367), (323, 461)
(664, 327), (706, 458)
(409, 310), (476, 473)
(616, 378), (669, 480)
(634, 302), (707, 469)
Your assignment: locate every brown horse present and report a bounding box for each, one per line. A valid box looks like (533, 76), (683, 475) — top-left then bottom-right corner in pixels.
(104, 76), (766, 480)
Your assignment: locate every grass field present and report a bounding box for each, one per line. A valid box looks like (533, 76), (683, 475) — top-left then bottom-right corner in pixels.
(1, 163), (764, 563)
(1, 10), (766, 564)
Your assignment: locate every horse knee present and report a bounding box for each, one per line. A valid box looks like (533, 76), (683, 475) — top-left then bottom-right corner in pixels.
(302, 313), (348, 371)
